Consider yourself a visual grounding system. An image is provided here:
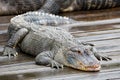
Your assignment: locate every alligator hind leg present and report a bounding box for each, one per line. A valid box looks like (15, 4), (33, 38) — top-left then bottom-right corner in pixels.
(3, 28), (28, 58)
(35, 51), (63, 69)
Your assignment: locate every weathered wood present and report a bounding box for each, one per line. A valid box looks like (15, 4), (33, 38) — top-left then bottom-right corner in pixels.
(102, 60), (120, 68)
(0, 33), (8, 43)
(0, 16), (14, 23)
(85, 39), (120, 52)
(0, 45), (4, 53)
(0, 23), (9, 30)
(0, 60), (119, 76)
(42, 70), (120, 80)
(0, 30), (7, 35)
(76, 32), (120, 42)
(61, 7), (120, 21)
(60, 18), (120, 31)
(72, 29), (120, 37)
(70, 24), (120, 32)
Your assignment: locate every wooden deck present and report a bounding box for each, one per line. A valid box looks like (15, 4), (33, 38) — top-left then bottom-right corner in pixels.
(0, 8), (120, 80)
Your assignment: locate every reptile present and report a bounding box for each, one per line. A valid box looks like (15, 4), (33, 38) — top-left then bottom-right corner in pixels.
(3, 12), (111, 71)
(0, 0), (120, 15)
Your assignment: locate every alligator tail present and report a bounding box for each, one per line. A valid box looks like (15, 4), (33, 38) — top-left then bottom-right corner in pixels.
(0, 0), (45, 15)
(62, 0), (120, 12)
(39, 0), (73, 14)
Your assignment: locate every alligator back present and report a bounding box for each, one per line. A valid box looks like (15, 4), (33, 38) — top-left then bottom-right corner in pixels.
(11, 11), (76, 27)
(0, 0), (45, 15)
(20, 26), (74, 56)
(62, 0), (120, 12)
(8, 11), (76, 37)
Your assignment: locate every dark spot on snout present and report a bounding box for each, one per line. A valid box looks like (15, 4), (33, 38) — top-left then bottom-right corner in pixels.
(78, 50), (81, 54)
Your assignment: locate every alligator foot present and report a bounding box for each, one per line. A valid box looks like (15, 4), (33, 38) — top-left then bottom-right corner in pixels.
(3, 46), (18, 58)
(90, 45), (112, 61)
(81, 42), (95, 46)
(49, 60), (63, 69)
(95, 53), (112, 61)
(35, 51), (63, 69)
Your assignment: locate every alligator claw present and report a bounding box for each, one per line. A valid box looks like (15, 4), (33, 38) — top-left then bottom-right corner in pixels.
(51, 60), (63, 69)
(99, 56), (112, 61)
(95, 54), (112, 61)
(81, 42), (95, 46)
(3, 47), (18, 58)
(91, 47), (112, 61)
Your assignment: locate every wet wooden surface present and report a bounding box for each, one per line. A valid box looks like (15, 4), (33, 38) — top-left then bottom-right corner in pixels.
(0, 8), (120, 80)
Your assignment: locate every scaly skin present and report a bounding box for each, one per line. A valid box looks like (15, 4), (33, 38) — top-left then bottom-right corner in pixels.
(0, 0), (45, 15)
(62, 0), (120, 12)
(0, 0), (72, 15)
(3, 12), (111, 71)
(0, 0), (120, 15)
(8, 11), (76, 37)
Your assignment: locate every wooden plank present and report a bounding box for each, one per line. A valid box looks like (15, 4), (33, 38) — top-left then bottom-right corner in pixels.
(0, 53), (119, 76)
(0, 23), (9, 30)
(43, 70), (120, 80)
(60, 7), (120, 21)
(0, 30), (7, 34)
(76, 32), (120, 42)
(4, 65), (118, 80)
(103, 51), (120, 57)
(91, 39), (120, 47)
(72, 29), (120, 37)
(97, 46), (120, 53)
(102, 60), (120, 68)
(0, 45), (4, 54)
(60, 18), (120, 31)
(0, 52), (33, 66)
(85, 39), (120, 52)
(0, 33), (8, 43)
(69, 24), (120, 32)
(0, 68), (120, 80)
(0, 16), (14, 23)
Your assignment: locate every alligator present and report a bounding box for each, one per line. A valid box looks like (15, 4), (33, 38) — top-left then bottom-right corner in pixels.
(3, 12), (111, 71)
(0, 0), (120, 15)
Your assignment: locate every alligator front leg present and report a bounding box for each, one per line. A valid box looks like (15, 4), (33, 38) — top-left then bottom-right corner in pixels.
(78, 41), (112, 61)
(91, 47), (112, 61)
(35, 51), (63, 69)
(3, 28), (28, 58)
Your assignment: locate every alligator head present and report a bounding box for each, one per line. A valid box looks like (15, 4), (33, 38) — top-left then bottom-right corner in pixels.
(55, 45), (101, 71)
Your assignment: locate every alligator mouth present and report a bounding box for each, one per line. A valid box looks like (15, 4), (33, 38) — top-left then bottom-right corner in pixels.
(68, 63), (101, 71)
(82, 64), (101, 71)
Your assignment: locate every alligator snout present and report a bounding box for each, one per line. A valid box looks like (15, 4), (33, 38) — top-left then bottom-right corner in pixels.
(84, 64), (101, 71)
(76, 61), (101, 71)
